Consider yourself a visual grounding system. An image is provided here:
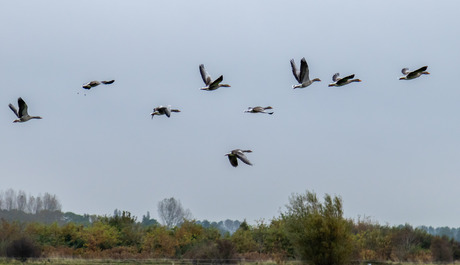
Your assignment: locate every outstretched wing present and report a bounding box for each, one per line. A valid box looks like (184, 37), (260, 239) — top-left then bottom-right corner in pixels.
(209, 75), (223, 90)
(165, 105), (171, 118)
(101, 80), (115, 84)
(228, 155), (238, 167)
(401, 68), (409, 75)
(332, 73), (340, 82)
(236, 152), (252, 166)
(290, 59), (301, 83)
(8, 103), (19, 118)
(341, 74), (355, 81)
(17, 97), (29, 117)
(299, 57), (310, 82)
(199, 64), (212, 85)
(413, 66), (428, 74)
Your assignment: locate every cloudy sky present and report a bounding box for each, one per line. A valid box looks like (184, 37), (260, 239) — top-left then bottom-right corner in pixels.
(1, 0), (460, 227)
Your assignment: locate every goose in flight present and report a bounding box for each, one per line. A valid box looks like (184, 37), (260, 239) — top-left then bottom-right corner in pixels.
(225, 149), (253, 167)
(9, 97), (42, 123)
(245, 106), (274, 115)
(399, 66), (430, 80)
(290, 58), (321, 89)
(82, 80), (115, 89)
(328, 73), (361, 87)
(150, 105), (181, 118)
(199, 64), (230, 91)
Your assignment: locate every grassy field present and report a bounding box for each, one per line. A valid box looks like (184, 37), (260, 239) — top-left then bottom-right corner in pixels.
(0, 259), (449, 265)
(0, 258), (284, 265)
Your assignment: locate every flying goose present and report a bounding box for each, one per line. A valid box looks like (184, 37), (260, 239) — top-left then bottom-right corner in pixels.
(150, 105), (181, 118)
(399, 66), (430, 80)
(9, 97), (42, 123)
(199, 64), (230, 91)
(245, 106), (274, 115)
(82, 80), (115, 89)
(328, 73), (361, 87)
(225, 149), (253, 167)
(290, 58), (321, 89)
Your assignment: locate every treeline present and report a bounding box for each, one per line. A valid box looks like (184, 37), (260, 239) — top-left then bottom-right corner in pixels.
(0, 189), (61, 213)
(419, 225), (460, 242)
(1, 191), (460, 265)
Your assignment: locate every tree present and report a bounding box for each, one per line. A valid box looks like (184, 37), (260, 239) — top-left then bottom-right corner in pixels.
(16, 191), (27, 212)
(157, 197), (192, 228)
(283, 190), (353, 265)
(42, 193), (61, 211)
(431, 236), (453, 262)
(142, 211), (158, 226)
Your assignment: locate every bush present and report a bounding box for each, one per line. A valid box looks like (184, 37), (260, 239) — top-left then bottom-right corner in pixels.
(6, 237), (40, 262)
(184, 239), (238, 264)
(284, 190), (353, 265)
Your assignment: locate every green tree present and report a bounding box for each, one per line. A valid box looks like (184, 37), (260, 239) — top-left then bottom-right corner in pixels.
(83, 221), (120, 251)
(231, 221), (257, 253)
(283, 190), (353, 265)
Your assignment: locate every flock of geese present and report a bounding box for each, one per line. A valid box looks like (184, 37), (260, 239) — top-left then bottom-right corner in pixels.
(8, 59), (430, 167)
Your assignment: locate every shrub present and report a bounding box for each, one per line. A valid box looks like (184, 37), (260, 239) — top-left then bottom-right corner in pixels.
(6, 237), (40, 262)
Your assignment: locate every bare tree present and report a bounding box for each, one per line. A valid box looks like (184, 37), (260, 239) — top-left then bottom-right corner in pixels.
(35, 196), (43, 213)
(0, 190), (4, 210)
(42, 193), (61, 211)
(16, 190), (27, 212)
(157, 197), (192, 228)
(4, 189), (16, 211)
(27, 196), (36, 214)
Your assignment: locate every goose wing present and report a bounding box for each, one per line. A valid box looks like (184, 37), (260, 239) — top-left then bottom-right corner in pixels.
(8, 103), (19, 118)
(412, 66), (428, 74)
(236, 151), (252, 166)
(339, 74), (355, 83)
(165, 105), (172, 118)
(101, 80), (115, 84)
(332, 73), (340, 82)
(199, 64), (212, 86)
(209, 75), (223, 89)
(228, 155), (238, 167)
(299, 57), (310, 82)
(290, 59), (301, 83)
(17, 97), (29, 117)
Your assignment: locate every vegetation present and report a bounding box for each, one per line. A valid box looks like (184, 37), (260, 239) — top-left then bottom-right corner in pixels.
(283, 191), (353, 265)
(1, 188), (460, 264)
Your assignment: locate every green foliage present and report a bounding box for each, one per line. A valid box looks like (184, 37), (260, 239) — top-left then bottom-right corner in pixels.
(82, 221), (120, 251)
(231, 222), (257, 253)
(283, 190), (353, 265)
(142, 225), (177, 258)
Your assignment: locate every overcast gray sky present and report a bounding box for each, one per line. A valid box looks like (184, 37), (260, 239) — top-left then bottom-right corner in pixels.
(1, 0), (460, 227)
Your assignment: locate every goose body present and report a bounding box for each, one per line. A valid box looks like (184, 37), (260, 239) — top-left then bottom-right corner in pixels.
(150, 105), (181, 118)
(82, 79), (115, 89)
(225, 149), (253, 167)
(328, 73), (361, 87)
(9, 97), (42, 123)
(245, 106), (274, 115)
(199, 64), (230, 91)
(399, 66), (429, 80)
(291, 58), (321, 88)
